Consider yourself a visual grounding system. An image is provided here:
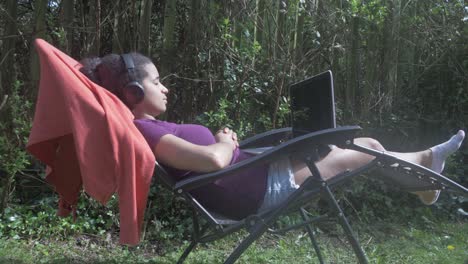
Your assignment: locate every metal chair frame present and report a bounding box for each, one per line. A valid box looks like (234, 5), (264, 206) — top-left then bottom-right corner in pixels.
(154, 126), (468, 264)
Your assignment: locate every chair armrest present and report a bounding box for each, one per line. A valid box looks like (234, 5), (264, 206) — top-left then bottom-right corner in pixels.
(174, 126), (361, 192)
(239, 127), (293, 148)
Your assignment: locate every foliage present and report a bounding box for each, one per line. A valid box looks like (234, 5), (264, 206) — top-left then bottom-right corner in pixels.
(0, 80), (33, 213)
(143, 183), (193, 242)
(0, 194), (119, 240)
(0, 0), (466, 247)
(0, 80), (32, 175)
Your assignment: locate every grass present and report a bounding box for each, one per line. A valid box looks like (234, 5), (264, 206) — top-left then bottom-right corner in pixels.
(0, 219), (466, 264)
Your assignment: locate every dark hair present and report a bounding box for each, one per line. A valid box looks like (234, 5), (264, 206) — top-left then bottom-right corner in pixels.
(80, 52), (152, 108)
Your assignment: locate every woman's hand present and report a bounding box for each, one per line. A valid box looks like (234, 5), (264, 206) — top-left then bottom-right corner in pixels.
(215, 127), (239, 148)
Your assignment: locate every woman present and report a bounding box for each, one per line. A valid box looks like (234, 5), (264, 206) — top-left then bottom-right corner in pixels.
(80, 53), (465, 219)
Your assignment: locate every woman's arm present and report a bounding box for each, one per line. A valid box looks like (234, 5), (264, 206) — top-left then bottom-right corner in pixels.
(154, 128), (238, 173)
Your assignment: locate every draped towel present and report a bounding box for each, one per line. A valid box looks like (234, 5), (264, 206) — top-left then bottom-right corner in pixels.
(27, 38), (155, 245)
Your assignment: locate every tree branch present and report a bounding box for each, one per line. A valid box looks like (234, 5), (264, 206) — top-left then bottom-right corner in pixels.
(0, 95), (8, 112)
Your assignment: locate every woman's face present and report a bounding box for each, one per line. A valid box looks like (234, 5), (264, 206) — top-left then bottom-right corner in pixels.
(135, 63), (168, 117)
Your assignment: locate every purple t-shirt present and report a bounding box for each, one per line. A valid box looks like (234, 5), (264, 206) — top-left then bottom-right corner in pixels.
(134, 119), (268, 219)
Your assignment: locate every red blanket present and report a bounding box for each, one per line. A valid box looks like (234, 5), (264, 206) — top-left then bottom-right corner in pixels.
(27, 38), (155, 245)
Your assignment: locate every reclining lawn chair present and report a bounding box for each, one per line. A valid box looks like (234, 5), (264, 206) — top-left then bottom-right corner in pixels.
(156, 126), (468, 264)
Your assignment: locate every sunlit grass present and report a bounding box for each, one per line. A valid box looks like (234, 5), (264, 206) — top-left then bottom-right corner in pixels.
(0, 220), (466, 264)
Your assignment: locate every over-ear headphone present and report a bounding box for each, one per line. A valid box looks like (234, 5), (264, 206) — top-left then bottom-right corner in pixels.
(121, 53), (145, 105)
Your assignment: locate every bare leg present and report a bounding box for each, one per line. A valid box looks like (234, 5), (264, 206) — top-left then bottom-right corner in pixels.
(291, 131), (465, 205)
(292, 137), (432, 184)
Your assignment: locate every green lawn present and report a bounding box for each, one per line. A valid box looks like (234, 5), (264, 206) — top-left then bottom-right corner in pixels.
(0, 220), (466, 264)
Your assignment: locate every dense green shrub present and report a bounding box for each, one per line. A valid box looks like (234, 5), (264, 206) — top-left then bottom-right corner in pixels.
(0, 80), (33, 214)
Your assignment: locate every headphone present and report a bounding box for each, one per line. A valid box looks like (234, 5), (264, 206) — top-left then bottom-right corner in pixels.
(121, 53), (145, 105)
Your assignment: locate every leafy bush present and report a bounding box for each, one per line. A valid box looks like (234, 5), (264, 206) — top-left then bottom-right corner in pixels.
(0, 80), (33, 213)
(143, 183), (193, 242)
(0, 196), (110, 239)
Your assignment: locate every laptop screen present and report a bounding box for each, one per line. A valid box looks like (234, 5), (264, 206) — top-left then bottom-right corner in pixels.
(290, 70), (336, 137)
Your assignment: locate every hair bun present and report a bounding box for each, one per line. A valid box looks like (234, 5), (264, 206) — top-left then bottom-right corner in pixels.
(79, 57), (103, 85)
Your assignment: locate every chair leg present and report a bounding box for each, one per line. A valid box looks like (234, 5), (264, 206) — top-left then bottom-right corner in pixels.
(322, 183), (369, 264)
(177, 240), (198, 264)
(223, 220), (270, 264)
(177, 209), (201, 264)
(300, 208), (325, 264)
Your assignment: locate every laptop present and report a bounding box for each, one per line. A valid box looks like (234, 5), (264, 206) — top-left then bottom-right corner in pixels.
(243, 71), (336, 155)
(290, 70), (336, 138)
